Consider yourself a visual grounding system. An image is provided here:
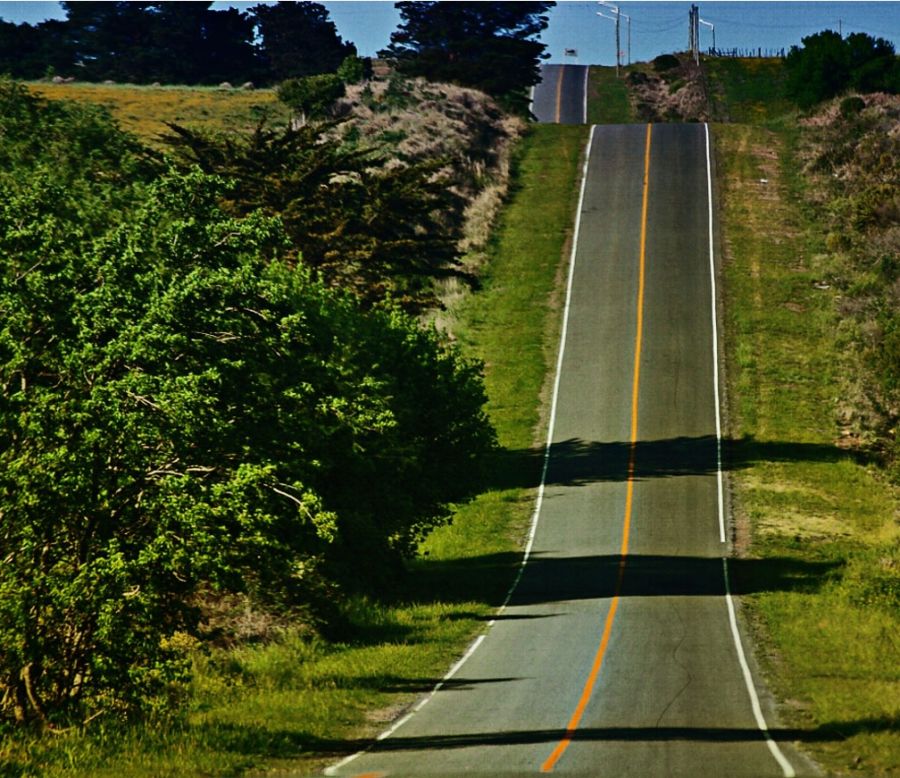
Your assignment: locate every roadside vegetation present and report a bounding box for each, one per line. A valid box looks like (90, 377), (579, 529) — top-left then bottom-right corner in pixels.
(0, 63), (585, 774)
(706, 52), (900, 774)
(586, 66), (635, 124)
(25, 82), (290, 148)
(2, 2), (897, 772)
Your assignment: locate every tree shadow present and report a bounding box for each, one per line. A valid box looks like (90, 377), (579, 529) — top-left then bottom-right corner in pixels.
(353, 549), (841, 651)
(489, 434), (871, 491)
(509, 552), (843, 606)
(194, 715), (899, 760)
(303, 675), (523, 694)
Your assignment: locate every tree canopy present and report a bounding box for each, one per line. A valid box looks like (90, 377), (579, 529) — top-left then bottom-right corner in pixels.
(785, 30), (900, 108)
(0, 2), (355, 85)
(252, 2), (356, 82)
(162, 119), (465, 313)
(380, 1), (554, 113)
(0, 79), (494, 725)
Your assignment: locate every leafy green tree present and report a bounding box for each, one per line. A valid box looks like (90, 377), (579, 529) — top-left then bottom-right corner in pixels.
(0, 20), (75, 79)
(55, 2), (257, 84)
(60, 1), (156, 82)
(147, 3), (257, 84)
(277, 73), (346, 125)
(381, 1), (554, 113)
(0, 81), (493, 723)
(845, 32), (899, 93)
(786, 30), (899, 108)
(252, 2), (356, 81)
(337, 54), (372, 84)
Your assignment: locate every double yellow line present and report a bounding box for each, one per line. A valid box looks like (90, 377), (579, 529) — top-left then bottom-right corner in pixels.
(554, 66), (565, 123)
(541, 123), (653, 773)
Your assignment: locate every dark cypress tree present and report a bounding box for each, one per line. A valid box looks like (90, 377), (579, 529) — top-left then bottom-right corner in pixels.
(381, 1), (554, 113)
(252, 2), (356, 82)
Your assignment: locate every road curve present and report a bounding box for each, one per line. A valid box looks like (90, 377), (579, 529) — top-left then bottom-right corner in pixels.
(325, 124), (815, 777)
(531, 64), (588, 124)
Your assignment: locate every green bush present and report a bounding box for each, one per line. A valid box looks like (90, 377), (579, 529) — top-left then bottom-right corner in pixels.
(336, 55), (372, 84)
(653, 54), (680, 73)
(786, 30), (899, 108)
(277, 73), (345, 124)
(0, 80), (495, 725)
(839, 95), (866, 118)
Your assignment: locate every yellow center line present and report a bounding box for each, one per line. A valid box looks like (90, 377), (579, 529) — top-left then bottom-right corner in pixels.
(540, 123), (653, 773)
(555, 66), (565, 123)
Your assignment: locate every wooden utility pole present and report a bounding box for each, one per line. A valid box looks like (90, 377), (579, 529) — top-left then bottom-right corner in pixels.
(689, 5), (700, 64)
(598, 2), (622, 77)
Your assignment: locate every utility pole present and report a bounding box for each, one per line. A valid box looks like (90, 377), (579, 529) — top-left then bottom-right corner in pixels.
(689, 5), (700, 64)
(622, 11), (632, 65)
(597, 2), (622, 76)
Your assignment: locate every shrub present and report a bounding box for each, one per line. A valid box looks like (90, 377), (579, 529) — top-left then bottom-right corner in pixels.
(337, 55), (371, 84)
(277, 73), (346, 124)
(786, 30), (899, 108)
(839, 95), (866, 118)
(653, 54), (680, 73)
(0, 80), (495, 725)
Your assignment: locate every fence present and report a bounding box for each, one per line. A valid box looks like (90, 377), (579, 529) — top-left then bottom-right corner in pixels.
(708, 47), (788, 58)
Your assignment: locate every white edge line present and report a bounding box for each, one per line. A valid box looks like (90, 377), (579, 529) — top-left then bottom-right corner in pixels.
(706, 123), (795, 778)
(723, 560), (797, 777)
(325, 126), (598, 776)
(704, 122), (726, 546)
(582, 66), (589, 125)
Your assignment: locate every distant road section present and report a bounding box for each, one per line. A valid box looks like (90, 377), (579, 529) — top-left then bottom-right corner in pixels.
(531, 64), (588, 124)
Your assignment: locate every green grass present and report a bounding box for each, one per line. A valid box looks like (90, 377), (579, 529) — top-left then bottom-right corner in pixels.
(586, 66), (636, 124)
(704, 57), (793, 125)
(717, 122), (900, 775)
(0, 124), (588, 776)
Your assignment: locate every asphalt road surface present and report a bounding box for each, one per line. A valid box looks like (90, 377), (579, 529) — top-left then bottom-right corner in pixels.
(326, 124), (815, 777)
(531, 64), (588, 124)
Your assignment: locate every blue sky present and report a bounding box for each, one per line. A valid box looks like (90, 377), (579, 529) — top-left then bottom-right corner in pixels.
(1, 1), (898, 64)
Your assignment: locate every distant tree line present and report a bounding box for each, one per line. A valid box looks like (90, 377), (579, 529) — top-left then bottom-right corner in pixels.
(0, 1), (355, 85)
(785, 30), (900, 108)
(0, 1), (555, 114)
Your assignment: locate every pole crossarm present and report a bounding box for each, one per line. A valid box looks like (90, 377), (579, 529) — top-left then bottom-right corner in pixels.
(699, 18), (715, 53)
(597, 1), (623, 76)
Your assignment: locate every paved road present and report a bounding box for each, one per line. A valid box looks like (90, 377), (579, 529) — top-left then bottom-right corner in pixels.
(531, 64), (588, 124)
(326, 124), (814, 776)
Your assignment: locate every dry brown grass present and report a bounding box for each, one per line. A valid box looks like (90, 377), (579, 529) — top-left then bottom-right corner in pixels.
(626, 57), (709, 123)
(334, 77), (525, 326)
(26, 81), (290, 147)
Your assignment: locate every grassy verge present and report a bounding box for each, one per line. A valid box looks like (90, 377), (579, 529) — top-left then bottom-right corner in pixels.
(0, 124), (588, 776)
(716, 122), (900, 775)
(25, 82), (290, 146)
(586, 66), (635, 124)
(704, 57), (792, 124)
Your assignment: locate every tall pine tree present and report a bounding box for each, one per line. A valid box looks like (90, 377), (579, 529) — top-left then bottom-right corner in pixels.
(381, 1), (554, 113)
(252, 2), (356, 81)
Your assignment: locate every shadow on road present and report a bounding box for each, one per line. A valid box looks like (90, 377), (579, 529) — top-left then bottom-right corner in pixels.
(489, 434), (871, 490)
(185, 716), (898, 761)
(413, 552), (842, 610)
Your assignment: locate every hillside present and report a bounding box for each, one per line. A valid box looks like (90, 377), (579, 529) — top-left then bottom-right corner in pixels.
(700, 58), (900, 775)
